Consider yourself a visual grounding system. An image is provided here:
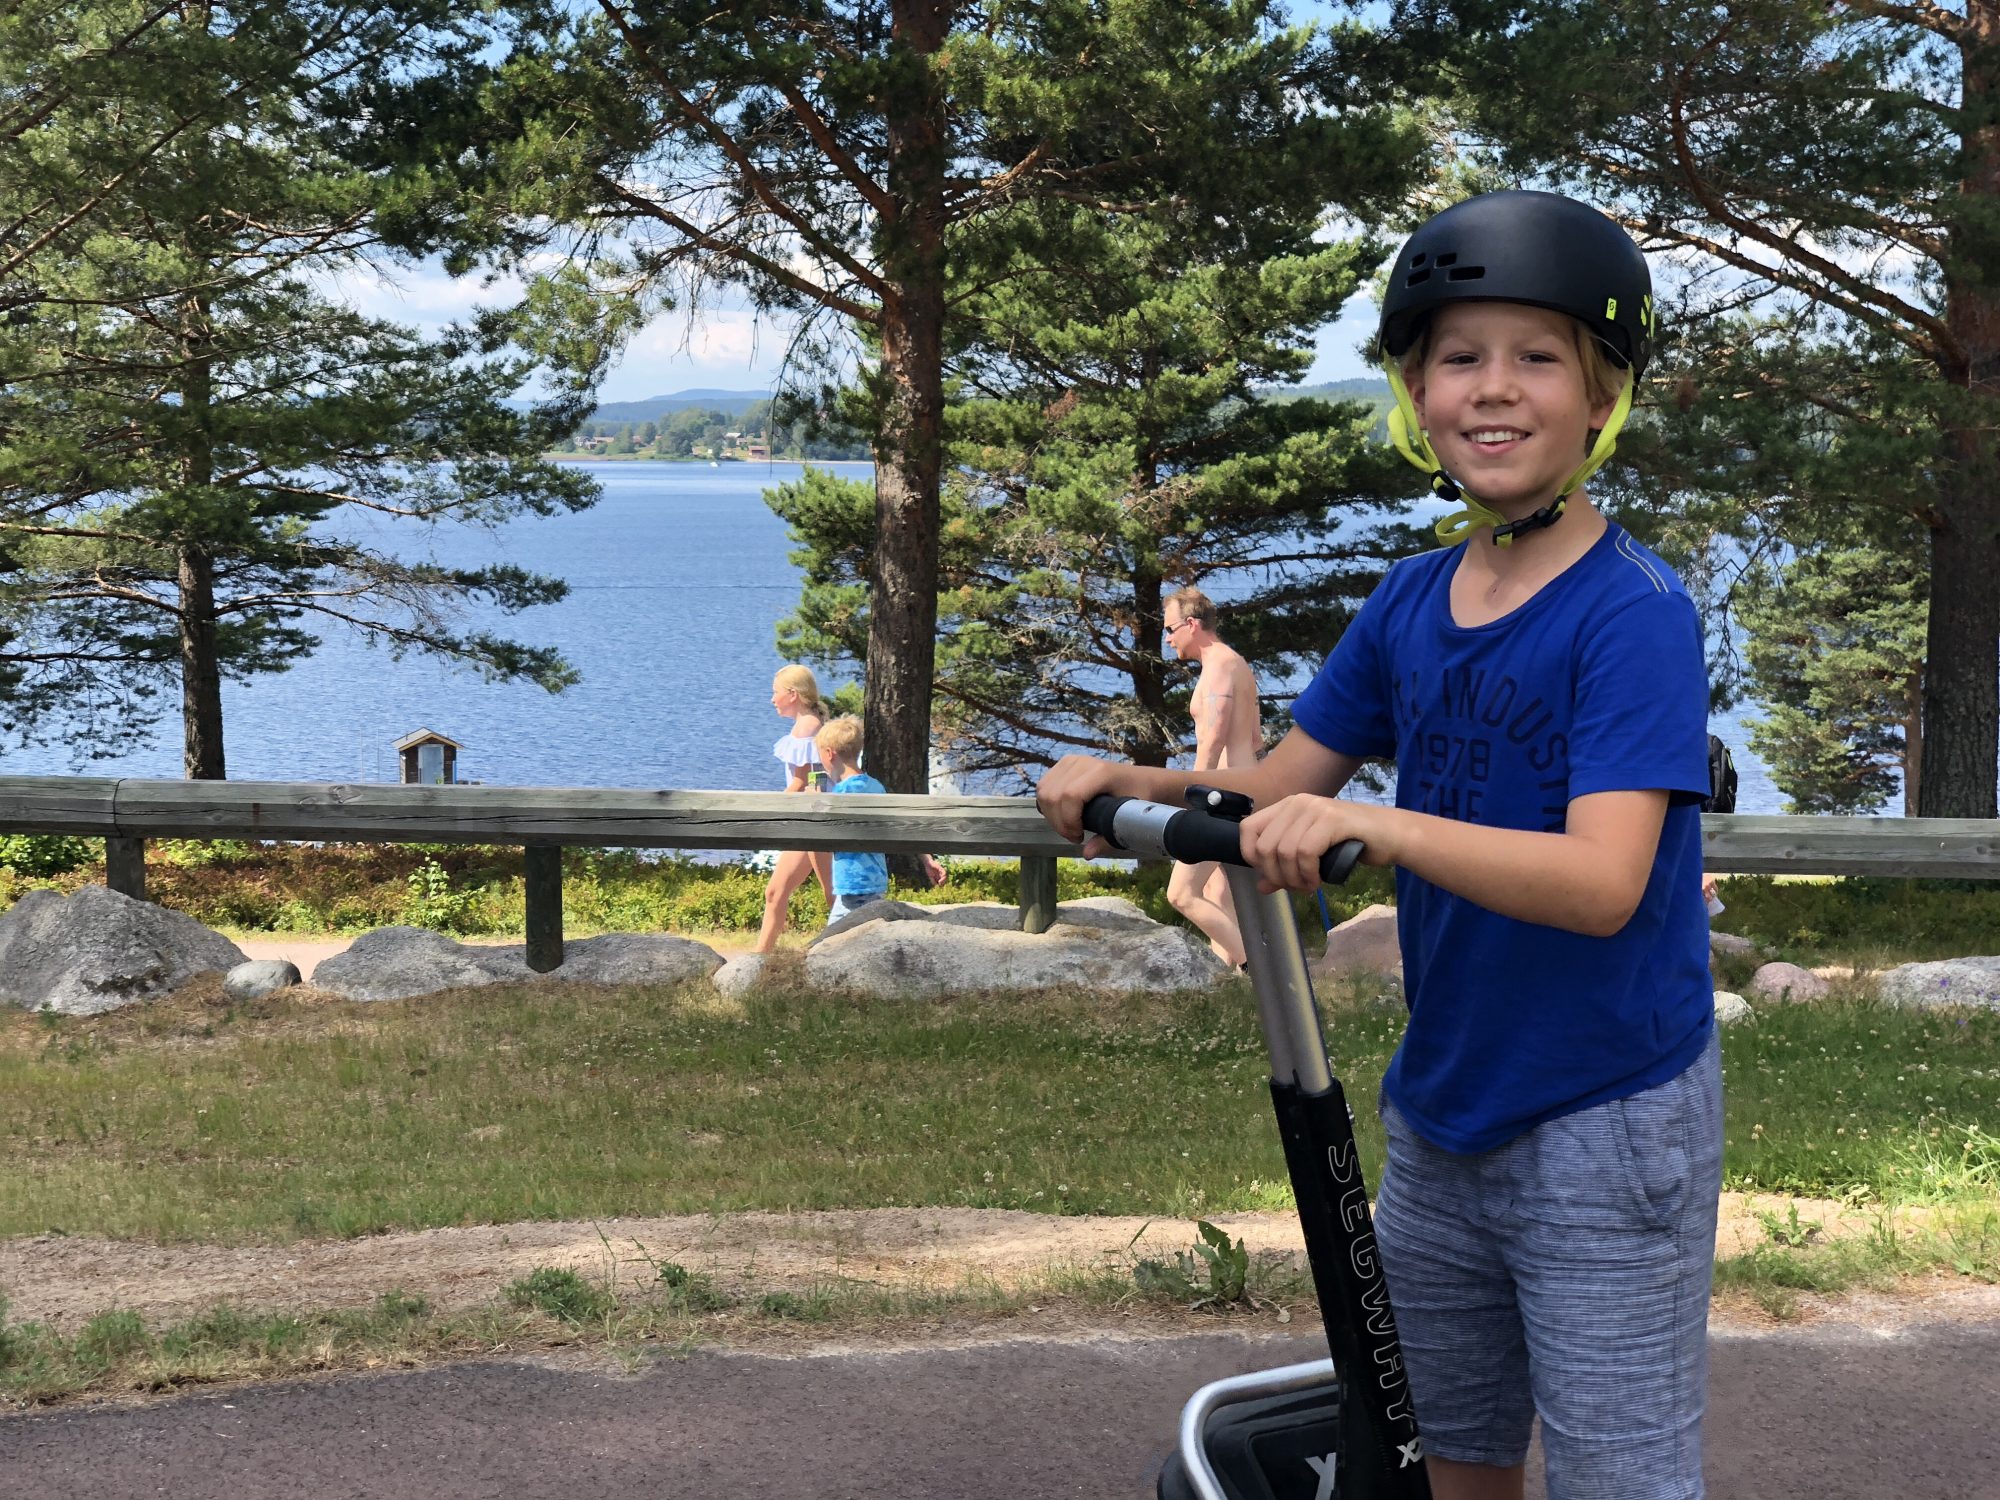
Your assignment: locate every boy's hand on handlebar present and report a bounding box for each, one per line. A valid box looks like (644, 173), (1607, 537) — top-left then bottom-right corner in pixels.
(1035, 754), (1127, 855)
(1241, 795), (1395, 892)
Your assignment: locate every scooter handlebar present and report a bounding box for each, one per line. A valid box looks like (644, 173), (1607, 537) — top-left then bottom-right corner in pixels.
(1080, 793), (1364, 886)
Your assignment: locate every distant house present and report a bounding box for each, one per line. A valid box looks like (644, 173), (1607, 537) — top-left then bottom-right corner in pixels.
(395, 728), (463, 785)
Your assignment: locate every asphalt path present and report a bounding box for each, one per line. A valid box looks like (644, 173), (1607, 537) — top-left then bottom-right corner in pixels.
(3, 1316), (1996, 1499)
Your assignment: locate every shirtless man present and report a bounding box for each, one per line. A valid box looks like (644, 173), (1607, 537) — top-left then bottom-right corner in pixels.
(1161, 585), (1263, 969)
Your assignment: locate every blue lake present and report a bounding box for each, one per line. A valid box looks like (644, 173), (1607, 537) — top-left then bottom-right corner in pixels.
(1, 460), (1795, 812)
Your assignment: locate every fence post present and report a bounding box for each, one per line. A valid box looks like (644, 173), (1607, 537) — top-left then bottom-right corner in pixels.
(524, 845), (563, 972)
(105, 837), (146, 901)
(1019, 854), (1057, 934)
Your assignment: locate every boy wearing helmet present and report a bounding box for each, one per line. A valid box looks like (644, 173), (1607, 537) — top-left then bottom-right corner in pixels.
(1037, 191), (1718, 1499)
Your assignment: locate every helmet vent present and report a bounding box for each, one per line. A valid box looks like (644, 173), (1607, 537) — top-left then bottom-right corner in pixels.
(1447, 265), (1486, 282)
(1404, 269), (1431, 286)
(1410, 252), (1428, 268)
(1435, 253), (1457, 267)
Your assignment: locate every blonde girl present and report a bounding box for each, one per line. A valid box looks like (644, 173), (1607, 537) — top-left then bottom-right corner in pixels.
(755, 665), (836, 953)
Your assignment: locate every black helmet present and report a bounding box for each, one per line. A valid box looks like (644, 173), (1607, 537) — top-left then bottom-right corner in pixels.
(1377, 190), (1655, 378)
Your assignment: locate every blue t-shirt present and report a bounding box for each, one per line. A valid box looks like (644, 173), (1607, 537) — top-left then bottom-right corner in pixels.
(1293, 520), (1713, 1153)
(829, 773), (889, 896)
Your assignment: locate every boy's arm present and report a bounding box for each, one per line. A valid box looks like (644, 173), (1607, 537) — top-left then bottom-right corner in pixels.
(1035, 727), (1365, 847)
(1241, 788), (1669, 939)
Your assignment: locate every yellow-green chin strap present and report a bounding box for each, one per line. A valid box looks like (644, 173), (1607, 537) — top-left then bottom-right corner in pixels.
(1383, 360), (1635, 547)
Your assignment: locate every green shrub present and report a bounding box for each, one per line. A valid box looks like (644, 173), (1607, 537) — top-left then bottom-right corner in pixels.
(1714, 875), (2000, 964)
(0, 835), (97, 877)
(401, 860), (486, 933)
(1133, 1220), (1254, 1308)
(655, 1262), (733, 1313)
(73, 1309), (149, 1369)
(756, 1289), (832, 1321)
(155, 839), (255, 869)
(505, 1267), (609, 1323)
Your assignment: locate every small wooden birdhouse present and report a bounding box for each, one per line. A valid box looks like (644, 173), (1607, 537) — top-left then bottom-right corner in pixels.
(395, 728), (463, 785)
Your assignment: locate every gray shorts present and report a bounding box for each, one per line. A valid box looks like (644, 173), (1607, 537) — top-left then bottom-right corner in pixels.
(1373, 1031), (1723, 1497)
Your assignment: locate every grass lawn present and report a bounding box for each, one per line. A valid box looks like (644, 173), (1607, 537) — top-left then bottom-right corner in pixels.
(1, 973), (1996, 1244)
(0, 973), (1996, 1401)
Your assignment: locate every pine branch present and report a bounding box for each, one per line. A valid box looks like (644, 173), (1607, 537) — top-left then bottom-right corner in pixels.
(595, 0), (889, 299)
(1660, 28), (1959, 366)
(775, 79), (894, 220)
(1833, 0), (1968, 41)
(593, 173), (881, 323)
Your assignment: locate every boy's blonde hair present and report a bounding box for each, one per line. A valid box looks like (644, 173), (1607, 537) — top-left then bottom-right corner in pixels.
(773, 664), (824, 715)
(1401, 310), (1627, 427)
(814, 714), (864, 765)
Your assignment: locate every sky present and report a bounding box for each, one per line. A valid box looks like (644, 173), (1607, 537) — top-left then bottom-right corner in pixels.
(343, 253), (1385, 405)
(336, 0), (1390, 404)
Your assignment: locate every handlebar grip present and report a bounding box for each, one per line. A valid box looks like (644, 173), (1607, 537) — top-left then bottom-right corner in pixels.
(1080, 793), (1126, 844)
(1078, 794), (1366, 887)
(1321, 839), (1365, 886)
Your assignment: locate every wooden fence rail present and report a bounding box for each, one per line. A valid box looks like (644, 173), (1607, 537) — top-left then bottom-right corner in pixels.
(0, 777), (1992, 973)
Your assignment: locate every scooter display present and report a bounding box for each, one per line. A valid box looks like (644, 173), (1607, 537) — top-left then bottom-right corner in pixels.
(1080, 787), (1432, 1500)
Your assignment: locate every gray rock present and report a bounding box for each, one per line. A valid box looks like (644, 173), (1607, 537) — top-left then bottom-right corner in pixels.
(805, 919), (1227, 996)
(810, 895), (1165, 948)
(1747, 962), (1831, 1003)
(0, 885), (246, 1016)
(311, 926), (509, 1002)
(711, 953), (769, 997)
(1709, 931), (1763, 959)
(813, 899), (937, 945)
(224, 958), (301, 1002)
(1038, 896), (1159, 934)
(1310, 903), (1402, 981)
(1879, 957), (2000, 1013)
(313, 927), (724, 1002)
(1713, 991), (1754, 1026)
(487, 932), (723, 988)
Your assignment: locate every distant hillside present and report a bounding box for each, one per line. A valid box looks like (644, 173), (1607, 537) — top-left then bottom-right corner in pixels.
(585, 389), (772, 424)
(1257, 377), (1392, 404)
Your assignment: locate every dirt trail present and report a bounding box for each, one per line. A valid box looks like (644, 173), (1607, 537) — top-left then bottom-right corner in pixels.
(0, 1194), (1972, 1334)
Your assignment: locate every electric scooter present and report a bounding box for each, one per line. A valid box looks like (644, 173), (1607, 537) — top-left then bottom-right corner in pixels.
(1080, 787), (1432, 1500)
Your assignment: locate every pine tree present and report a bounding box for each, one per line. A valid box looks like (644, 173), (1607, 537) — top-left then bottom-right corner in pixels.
(0, 2), (597, 778)
(414, 0), (1416, 795)
(770, 144), (1425, 783)
(1416, 0), (2000, 815)
(1738, 542), (1927, 814)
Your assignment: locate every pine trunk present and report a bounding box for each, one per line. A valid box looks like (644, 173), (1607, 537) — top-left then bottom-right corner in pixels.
(1903, 670), (1924, 816)
(1129, 561), (1171, 769)
(1919, 4), (2000, 818)
(178, 546), (225, 780)
(179, 285), (225, 782)
(864, 0), (948, 806)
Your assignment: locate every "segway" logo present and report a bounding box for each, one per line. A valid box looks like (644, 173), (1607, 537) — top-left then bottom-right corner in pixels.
(1305, 1453), (1338, 1500)
(1327, 1137), (1416, 1428)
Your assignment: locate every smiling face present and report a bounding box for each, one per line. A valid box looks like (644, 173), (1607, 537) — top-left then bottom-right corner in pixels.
(1406, 303), (1622, 514)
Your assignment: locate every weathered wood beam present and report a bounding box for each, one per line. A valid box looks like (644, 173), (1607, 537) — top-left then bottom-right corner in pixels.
(0, 779), (1993, 881)
(104, 837), (145, 900)
(1702, 814), (2000, 878)
(1019, 855), (1058, 933)
(523, 845), (563, 973)
(43, 779), (1076, 856)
